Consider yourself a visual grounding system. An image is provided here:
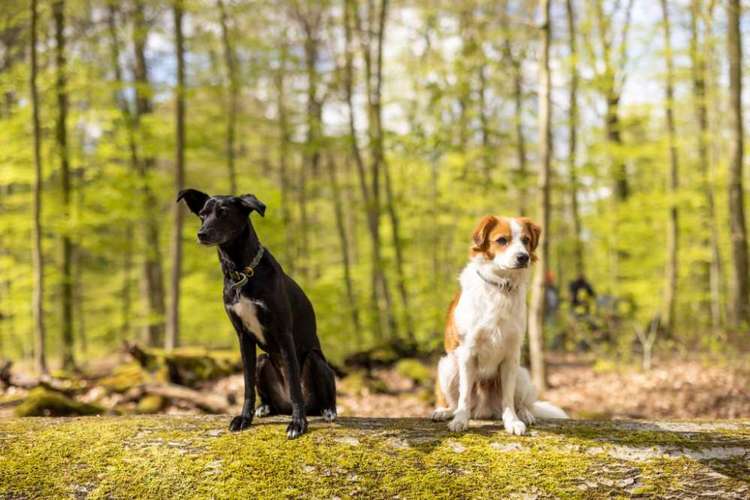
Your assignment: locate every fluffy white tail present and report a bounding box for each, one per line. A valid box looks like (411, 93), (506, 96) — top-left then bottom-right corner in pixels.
(531, 401), (568, 419)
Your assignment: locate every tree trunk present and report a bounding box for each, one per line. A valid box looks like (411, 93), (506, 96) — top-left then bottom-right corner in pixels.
(727, 0), (750, 327)
(275, 38), (294, 271)
(132, 0), (166, 347)
(107, 1), (137, 342)
(606, 92), (628, 201)
(528, 0), (552, 392)
(166, 0), (186, 351)
(478, 64), (492, 188)
(325, 155), (361, 336)
(289, 3), (324, 281)
(502, 2), (528, 216)
(217, 0), (237, 194)
(690, 0), (723, 330)
(54, 0), (75, 371)
(345, 0), (395, 341)
(30, 0), (47, 374)
(659, 0), (679, 335)
(375, 0), (414, 343)
(566, 0), (583, 277)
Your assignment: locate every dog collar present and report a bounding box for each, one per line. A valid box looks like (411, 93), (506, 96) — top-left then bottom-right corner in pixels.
(476, 270), (516, 292)
(228, 246), (265, 289)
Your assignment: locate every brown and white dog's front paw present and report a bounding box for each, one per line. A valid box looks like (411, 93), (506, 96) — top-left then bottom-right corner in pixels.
(448, 410), (470, 432)
(503, 416), (527, 435)
(517, 406), (536, 426)
(431, 407), (454, 422)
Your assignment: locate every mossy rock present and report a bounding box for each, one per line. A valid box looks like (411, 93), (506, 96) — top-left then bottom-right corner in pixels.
(338, 371), (389, 395)
(162, 347), (240, 386)
(136, 395), (165, 415)
(99, 363), (154, 393)
(395, 358), (433, 387)
(14, 387), (104, 417)
(0, 416), (748, 498)
(127, 345), (241, 388)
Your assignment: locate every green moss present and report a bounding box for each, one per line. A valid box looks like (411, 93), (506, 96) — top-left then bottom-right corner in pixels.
(338, 371), (389, 395)
(0, 416), (747, 499)
(136, 395), (165, 414)
(125, 346), (241, 388)
(99, 363), (152, 393)
(14, 387), (104, 417)
(394, 358), (433, 386)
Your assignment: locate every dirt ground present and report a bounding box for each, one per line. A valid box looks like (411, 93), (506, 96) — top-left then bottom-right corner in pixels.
(335, 354), (750, 420)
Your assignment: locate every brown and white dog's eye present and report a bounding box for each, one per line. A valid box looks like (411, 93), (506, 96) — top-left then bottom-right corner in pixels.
(496, 237), (509, 246)
(521, 236), (530, 246)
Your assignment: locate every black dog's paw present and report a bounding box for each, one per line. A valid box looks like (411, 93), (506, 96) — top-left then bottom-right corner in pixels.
(254, 404), (271, 418)
(286, 417), (308, 439)
(229, 415), (253, 432)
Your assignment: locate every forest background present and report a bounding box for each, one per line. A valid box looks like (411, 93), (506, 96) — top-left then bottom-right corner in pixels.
(0, 0), (748, 394)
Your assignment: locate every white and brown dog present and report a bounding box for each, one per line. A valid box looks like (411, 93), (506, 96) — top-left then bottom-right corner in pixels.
(432, 215), (568, 435)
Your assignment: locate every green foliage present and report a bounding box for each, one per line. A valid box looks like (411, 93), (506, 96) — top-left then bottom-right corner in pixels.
(0, 0), (747, 371)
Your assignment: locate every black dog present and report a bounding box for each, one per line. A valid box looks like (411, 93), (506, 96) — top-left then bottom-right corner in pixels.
(178, 189), (337, 439)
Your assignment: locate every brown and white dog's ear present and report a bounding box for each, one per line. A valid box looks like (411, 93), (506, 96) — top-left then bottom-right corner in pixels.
(471, 215), (498, 254)
(518, 217), (542, 260)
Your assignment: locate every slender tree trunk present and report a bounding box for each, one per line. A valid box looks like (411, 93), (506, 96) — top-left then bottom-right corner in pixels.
(659, 0), (679, 335)
(606, 92), (628, 201)
(121, 225), (133, 341)
(478, 64), (492, 188)
(133, 0), (166, 347)
(501, 2), (528, 216)
(566, 0), (583, 276)
(288, 3), (326, 281)
(512, 66), (527, 216)
(690, 0), (723, 330)
(107, 1), (137, 342)
(345, 0), (394, 340)
(275, 38), (294, 272)
(217, 0), (238, 194)
(727, 0), (750, 327)
(528, 0), (552, 392)
(374, 0), (414, 342)
(166, 0), (186, 351)
(73, 221), (86, 356)
(54, 0), (75, 370)
(326, 155), (362, 335)
(368, 0), (399, 339)
(30, 0), (47, 374)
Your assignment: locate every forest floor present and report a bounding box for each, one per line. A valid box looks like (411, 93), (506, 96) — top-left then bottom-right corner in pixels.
(2, 353), (748, 421)
(205, 353), (750, 421)
(331, 354), (750, 420)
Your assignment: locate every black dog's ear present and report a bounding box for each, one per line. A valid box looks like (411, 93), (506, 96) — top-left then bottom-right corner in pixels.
(177, 189), (210, 215)
(238, 194), (266, 217)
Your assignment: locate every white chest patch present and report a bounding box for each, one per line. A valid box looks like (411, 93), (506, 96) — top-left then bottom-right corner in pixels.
(228, 297), (267, 345)
(453, 263), (528, 380)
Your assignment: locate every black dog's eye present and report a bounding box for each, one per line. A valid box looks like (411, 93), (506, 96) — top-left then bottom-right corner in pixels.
(216, 207), (226, 217)
(496, 237), (508, 245)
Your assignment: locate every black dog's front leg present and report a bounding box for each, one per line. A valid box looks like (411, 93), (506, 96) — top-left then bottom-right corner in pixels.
(229, 329), (256, 432)
(280, 333), (307, 439)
